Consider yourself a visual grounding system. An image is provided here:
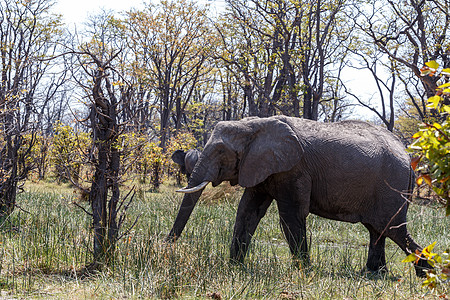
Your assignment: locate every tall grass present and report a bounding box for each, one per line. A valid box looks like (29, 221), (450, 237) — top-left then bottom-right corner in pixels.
(0, 182), (448, 299)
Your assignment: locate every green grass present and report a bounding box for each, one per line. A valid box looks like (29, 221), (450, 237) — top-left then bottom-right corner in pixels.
(0, 182), (448, 299)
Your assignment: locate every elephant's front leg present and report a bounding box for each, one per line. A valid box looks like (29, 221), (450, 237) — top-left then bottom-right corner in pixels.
(230, 188), (273, 263)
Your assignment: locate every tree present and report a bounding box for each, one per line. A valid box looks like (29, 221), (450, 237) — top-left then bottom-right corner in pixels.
(125, 0), (214, 151)
(51, 122), (90, 184)
(64, 12), (138, 267)
(0, 0), (63, 222)
(216, 0), (352, 120)
(217, 0), (300, 117)
(360, 0), (450, 125)
(83, 48), (125, 266)
(410, 62), (450, 215)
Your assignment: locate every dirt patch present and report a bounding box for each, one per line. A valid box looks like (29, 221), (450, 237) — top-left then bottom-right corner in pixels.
(201, 182), (243, 205)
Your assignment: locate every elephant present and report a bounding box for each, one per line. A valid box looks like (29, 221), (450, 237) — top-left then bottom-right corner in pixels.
(166, 115), (430, 277)
(171, 149), (201, 179)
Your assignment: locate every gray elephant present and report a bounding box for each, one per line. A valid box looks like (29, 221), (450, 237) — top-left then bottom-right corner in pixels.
(167, 116), (430, 276)
(171, 149), (201, 179)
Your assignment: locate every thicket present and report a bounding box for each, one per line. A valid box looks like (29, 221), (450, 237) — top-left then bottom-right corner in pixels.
(25, 125), (198, 191)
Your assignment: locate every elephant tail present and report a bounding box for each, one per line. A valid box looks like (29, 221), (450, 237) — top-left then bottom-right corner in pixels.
(408, 165), (416, 201)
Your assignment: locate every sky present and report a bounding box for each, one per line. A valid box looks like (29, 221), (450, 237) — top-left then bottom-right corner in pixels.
(52, 0), (225, 25)
(53, 0), (146, 25)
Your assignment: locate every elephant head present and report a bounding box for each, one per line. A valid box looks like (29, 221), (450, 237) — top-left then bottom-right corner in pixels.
(167, 117), (304, 240)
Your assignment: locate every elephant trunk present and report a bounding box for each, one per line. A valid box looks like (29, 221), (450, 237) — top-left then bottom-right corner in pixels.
(166, 163), (209, 242)
(166, 190), (204, 241)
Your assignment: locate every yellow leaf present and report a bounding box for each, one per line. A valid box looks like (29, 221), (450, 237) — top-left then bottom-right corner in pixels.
(426, 60), (439, 69)
(438, 82), (450, 89)
(443, 106), (450, 114)
(402, 253), (417, 263)
(421, 67), (433, 76)
(416, 177), (424, 185)
(422, 242), (437, 258)
(428, 96), (441, 109)
(422, 275), (436, 287)
(423, 174), (432, 186)
(427, 96), (441, 104)
(411, 156), (421, 170)
(412, 131), (423, 139)
(441, 68), (450, 75)
(440, 176), (450, 183)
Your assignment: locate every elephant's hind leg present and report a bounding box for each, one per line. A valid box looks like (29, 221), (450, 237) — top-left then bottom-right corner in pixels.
(276, 199), (309, 264)
(383, 223), (431, 277)
(363, 223), (387, 273)
(230, 188), (273, 263)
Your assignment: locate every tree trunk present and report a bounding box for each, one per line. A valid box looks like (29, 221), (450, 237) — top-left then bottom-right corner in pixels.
(151, 162), (161, 191)
(244, 82), (257, 117)
(89, 139), (109, 262)
(0, 173), (18, 223)
(0, 135), (19, 222)
(107, 142), (120, 254)
(303, 86), (313, 120)
(86, 62), (126, 267)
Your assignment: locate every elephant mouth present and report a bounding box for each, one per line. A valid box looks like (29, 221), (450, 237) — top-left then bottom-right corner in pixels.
(176, 181), (210, 194)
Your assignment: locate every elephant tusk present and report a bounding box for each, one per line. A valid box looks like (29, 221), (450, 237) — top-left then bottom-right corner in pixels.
(176, 181), (210, 193)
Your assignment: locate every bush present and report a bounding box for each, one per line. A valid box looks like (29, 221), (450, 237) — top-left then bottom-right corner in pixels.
(406, 61), (450, 294)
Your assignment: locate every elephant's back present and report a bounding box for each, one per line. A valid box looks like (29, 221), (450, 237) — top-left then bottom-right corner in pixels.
(290, 118), (407, 158)
(332, 120), (409, 165)
(273, 116), (410, 171)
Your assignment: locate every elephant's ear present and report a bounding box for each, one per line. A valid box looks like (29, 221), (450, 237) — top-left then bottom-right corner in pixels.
(171, 150), (186, 166)
(238, 118), (304, 187)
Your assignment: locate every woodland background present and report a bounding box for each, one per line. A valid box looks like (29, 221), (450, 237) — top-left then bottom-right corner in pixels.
(2, 0), (448, 195)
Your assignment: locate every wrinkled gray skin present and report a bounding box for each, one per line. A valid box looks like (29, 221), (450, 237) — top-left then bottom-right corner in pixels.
(171, 149), (201, 179)
(167, 116), (430, 276)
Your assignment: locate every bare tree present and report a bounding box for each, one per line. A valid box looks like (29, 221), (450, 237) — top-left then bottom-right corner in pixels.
(358, 0), (450, 124)
(65, 12), (138, 268)
(0, 0), (63, 222)
(299, 0), (348, 120)
(345, 45), (398, 131)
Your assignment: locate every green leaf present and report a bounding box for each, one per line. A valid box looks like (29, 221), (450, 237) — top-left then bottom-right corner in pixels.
(426, 60), (440, 69)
